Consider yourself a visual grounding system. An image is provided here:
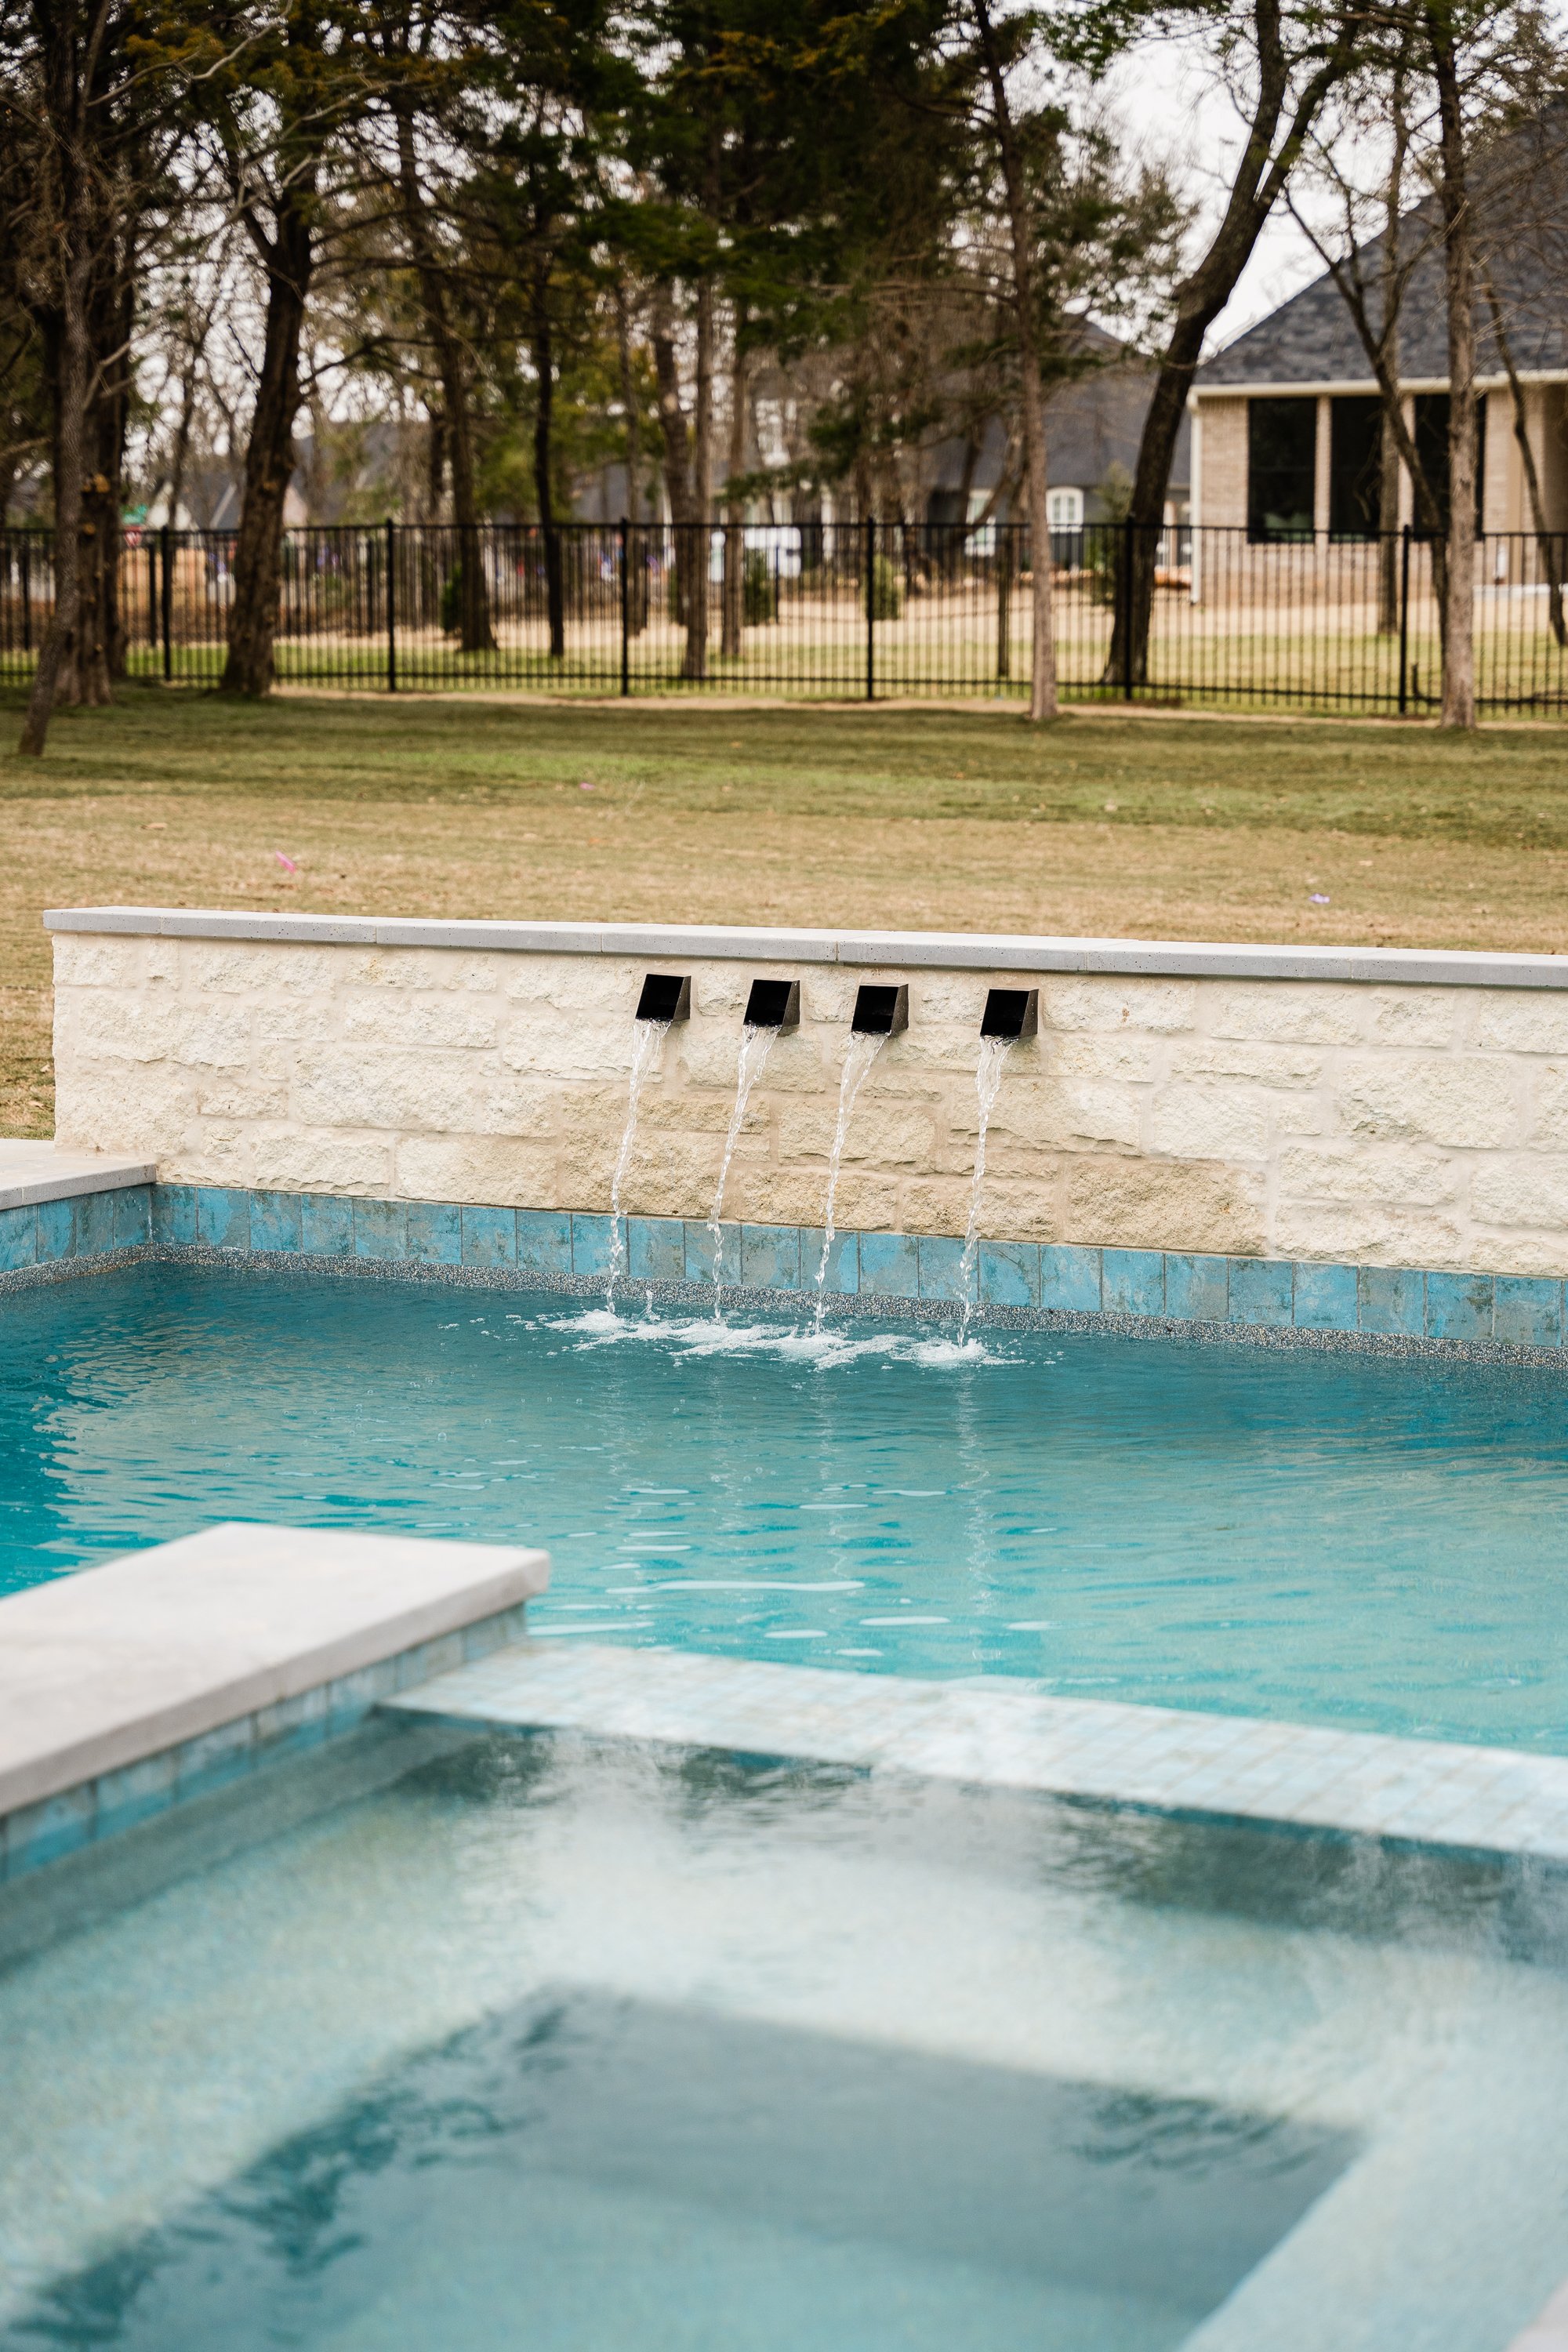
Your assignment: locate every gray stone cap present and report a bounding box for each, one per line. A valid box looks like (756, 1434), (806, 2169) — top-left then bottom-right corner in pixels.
(0, 1141), (156, 1211)
(40, 907), (1568, 989)
(0, 1523), (550, 1814)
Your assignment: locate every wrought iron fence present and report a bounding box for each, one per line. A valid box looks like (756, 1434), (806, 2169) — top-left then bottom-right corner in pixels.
(3, 517), (1568, 713)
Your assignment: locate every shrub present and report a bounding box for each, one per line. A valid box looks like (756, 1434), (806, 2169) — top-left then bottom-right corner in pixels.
(869, 553), (902, 620)
(742, 549), (778, 625)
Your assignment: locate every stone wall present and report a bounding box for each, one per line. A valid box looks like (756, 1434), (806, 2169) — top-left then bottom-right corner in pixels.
(47, 918), (1568, 1277)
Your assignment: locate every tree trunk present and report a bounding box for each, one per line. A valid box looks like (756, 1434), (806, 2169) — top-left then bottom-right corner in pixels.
(614, 277), (648, 632)
(1107, 0), (1348, 686)
(721, 321), (746, 659)
(683, 275), (713, 681)
(220, 194), (311, 698)
(1428, 2), (1476, 730)
(975, 0), (1055, 720)
(394, 106), (493, 653)
(652, 284), (692, 633)
(531, 265), (564, 660)
(19, 252), (90, 754)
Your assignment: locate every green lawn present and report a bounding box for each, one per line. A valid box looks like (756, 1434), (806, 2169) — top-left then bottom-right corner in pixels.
(4, 683), (1566, 1134)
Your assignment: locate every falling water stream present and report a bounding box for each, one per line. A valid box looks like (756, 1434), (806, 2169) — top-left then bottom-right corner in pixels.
(604, 1018), (669, 1312)
(957, 1033), (1011, 1339)
(811, 1029), (884, 1331)
(708, 1022), (779, 1317)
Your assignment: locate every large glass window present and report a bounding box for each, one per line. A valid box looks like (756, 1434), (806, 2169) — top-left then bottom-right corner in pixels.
(1247, 397), (1317, 541)
(1329, 396), (1383, 537)
(1413, 393), (1487, 537)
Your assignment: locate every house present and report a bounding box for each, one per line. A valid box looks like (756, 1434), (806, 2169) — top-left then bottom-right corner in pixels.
(1191, 107), (1568, 548)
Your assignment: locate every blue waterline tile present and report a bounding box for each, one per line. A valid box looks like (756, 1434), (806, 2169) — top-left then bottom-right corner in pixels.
(355, 1198), (407, 1261)
(1229, 1257), (1294, 1327)
(630, 1217), (684, 1283)
(978, 1239), (1040, 1308)
(571, 1213), (618, 1278)
(111, 1185), (152, 1250)
(35, 1196), (74, 1264)
(918, 1233), (974, 1304)
(800, 1226), (858, 1295)
(1425, 1270), (1494, 1344)
(1359, 1265), (1425, 1337)
(407, 1201), (462, 1266)
(683, 1219), (719, 1284)
(6, 1785), (93, 1875)
(516, 1209), (571, 1276)
(174, 1715), (256, 1799)
(1163, 1253), (1228, 1324)
(860, 1230), (920, 1299)
(462, 1204), (517, 1269)
(74, 1189), (118, 1259)
(299, 1192), (354, 1258)
(197, 1188), (251, 1251)
(94, 1751), (176, 1838)
(152, 1183), (198, 1247)
(742, 1222), (800, 1291)
(249, 1190), (303, 1254)
(1040, 1244), (1101, 1313)
(1103, 1247), (1165, 1317)
(1494, 1275), (1563, 1350)
(1292, 1261), (1359, 1333)
(0, 1203), (35, 1273)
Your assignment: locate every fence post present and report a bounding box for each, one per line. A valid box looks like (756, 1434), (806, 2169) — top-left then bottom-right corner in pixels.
(1121, 516), (1134, 701)
(865, 514), (875, 702)
(160, 526), (173, 680)
(619, 517), (630, 697)
(1398, 524), (1411, 716)
(385, 517), (397, 693)
(20, 539), (30, 653)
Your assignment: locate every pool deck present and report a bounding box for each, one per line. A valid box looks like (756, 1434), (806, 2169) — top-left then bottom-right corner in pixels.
(0, 1140), (154, 1210)
(387, 1640), (1568, 1867)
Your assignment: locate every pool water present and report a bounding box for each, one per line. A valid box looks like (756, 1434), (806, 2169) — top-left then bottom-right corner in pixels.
(3, 1263), (1568, 1751)
(1, 1724), (1566, 2350)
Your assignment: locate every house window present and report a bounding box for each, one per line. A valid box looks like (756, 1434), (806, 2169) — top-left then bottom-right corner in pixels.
(1413, 393), (1487, 536)
(1330, 396), (1383, 537)
(1047, 487), (1084, 529)
(1247, 397), (1317, 541)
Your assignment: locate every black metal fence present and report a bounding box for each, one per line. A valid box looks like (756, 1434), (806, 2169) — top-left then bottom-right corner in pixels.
(3, 517), (1568, 714)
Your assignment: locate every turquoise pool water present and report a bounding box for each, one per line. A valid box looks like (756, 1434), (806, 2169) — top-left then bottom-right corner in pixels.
(1, 1724), (1566, 2350)
(3, 1262), (1568, 1750)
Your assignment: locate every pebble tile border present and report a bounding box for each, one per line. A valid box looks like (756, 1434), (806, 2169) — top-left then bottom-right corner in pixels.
(387, 1640), (1568, 1868)
(0, 1602), (529, 1885)
(2, 1180), (1564, 1363)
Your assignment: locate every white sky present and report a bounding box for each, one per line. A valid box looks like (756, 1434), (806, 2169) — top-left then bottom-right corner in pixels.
(1100, 31), (1341, 353)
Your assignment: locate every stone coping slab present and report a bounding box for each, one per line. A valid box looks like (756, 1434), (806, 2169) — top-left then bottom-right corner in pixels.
(386, 1641), (1568, 1866)
(41, 907), (1568, 989)
(0, 1141), (155, 1211)
(0, 1523), (550, 1817)
(1512, 2283), (1568, 2351)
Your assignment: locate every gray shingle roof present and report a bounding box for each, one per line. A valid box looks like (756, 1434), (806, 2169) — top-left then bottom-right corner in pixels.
(1198, 103), (1568, 389)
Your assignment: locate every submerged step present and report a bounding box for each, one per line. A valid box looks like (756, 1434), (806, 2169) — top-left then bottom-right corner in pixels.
(385, 1640), (1568, 1867)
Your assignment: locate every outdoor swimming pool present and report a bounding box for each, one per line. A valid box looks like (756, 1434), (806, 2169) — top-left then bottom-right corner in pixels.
(1, 1719), (1565, 2351)
(3, 1261), (1567, 1752)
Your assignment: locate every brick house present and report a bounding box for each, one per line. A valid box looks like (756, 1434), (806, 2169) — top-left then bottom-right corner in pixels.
(1190, 110), (1568, 553)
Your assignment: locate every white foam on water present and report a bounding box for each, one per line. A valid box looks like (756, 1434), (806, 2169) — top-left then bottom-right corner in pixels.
(542, 1308), (1014, 1371)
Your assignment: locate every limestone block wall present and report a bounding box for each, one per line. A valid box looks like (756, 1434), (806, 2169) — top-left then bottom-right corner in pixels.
(45, 914), (1568, 1276)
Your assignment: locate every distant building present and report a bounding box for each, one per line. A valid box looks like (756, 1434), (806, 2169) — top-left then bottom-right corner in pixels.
(1192, 107), (1568, 546)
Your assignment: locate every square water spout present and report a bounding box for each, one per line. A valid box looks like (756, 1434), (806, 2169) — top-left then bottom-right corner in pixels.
(637, 974), (691, 1023)
(745, 978), (800, 1029)
(851, 984), (909, 1036)
(982, 989), (1038, 1040)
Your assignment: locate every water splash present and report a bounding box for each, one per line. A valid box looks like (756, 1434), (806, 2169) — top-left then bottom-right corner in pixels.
(604, 1019), (669, 1312)
(812, 1029), (883, 1332)
(958, 1033), (1012, 1338)
(709, 1022), (779, 1316)
(545, 1306), (1010, 1370)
